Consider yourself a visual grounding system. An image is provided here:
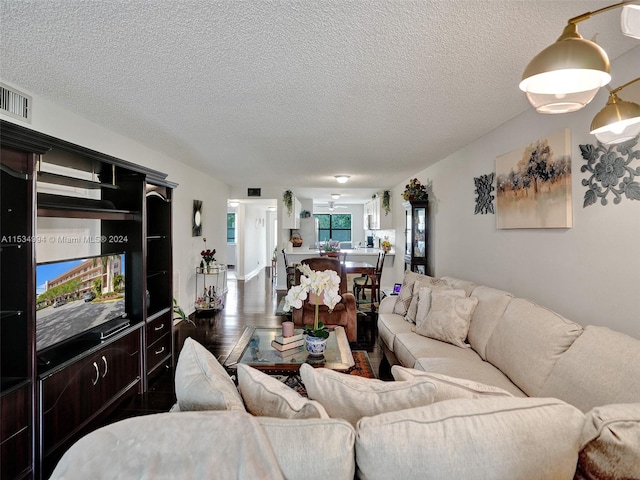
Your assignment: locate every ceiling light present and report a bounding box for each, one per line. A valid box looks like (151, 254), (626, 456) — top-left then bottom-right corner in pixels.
(621, 5), (640, 39)
(335, 175), (350, 184)
(331, 193), (341, 199)
(519, 3), (637, 114)
(228, 200), (239, 207)
(590, 77), (640, 145)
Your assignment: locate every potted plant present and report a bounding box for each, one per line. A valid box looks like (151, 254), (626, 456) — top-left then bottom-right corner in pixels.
(283, 190), (293, 216)
(282, 263), (341, 355)
(402, 178), (428, 201)
(382, 190), (391, 215)
(320, 241), (339, 257)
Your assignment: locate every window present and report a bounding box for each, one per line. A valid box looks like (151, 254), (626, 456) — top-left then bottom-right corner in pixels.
(314, 214), (351, 243)
(227, 213), (236, 243)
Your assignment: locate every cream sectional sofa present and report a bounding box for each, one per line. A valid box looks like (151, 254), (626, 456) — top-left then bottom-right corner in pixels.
(50, 281), (640, 480)
(377, 272), (640, 412)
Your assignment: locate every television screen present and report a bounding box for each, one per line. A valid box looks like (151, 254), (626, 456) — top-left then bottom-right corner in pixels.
(36, 253), (126, 352)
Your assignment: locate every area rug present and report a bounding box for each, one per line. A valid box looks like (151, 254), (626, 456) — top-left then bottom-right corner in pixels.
(277, 350), (376, 397)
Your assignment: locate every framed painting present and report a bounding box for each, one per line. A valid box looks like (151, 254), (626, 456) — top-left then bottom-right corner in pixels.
(496, 128), (572, 229)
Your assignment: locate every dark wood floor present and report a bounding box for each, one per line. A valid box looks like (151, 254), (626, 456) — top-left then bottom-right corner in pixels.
(105, 267), (389, 425)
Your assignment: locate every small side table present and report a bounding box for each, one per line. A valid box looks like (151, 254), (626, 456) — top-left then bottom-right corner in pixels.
(195, 265), (228, 311)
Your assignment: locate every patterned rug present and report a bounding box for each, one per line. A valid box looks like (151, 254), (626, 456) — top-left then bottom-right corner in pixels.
(277, 350), (376, 397)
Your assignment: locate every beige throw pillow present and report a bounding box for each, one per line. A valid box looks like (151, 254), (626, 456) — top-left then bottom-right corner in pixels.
(175, 337), (245, 411)
(415, 289), (476, 348)
(391, 366), (513, 402)
(299, 363), (436, 427)
(237, 364), (328, 419)
(404, 279), (452, 323)
(392, 270), (423, 316)
(414, 287), (465, 328)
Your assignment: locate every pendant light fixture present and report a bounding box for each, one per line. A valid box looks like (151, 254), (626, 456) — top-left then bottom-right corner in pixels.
(334, 175), (350, 184)
(590, 77), (640, 144)
(520, 1), (636, 114)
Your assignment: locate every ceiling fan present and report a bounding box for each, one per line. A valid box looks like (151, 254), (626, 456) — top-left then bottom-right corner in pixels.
(317, 201), (348, 211)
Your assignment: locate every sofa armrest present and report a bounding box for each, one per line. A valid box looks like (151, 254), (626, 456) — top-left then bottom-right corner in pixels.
(378, 296), (396, 314)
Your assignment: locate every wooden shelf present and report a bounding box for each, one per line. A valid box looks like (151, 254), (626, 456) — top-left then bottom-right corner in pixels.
(37, 193), (137, 220)
(37, 171), (120, 190)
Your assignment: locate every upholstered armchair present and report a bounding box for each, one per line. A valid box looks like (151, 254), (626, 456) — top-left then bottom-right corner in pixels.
(292, 257), (358, 342)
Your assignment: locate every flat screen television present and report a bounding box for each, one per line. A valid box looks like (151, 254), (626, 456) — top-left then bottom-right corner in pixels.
(36, 253), (127, 352)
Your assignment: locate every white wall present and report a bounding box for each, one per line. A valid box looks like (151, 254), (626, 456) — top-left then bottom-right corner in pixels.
(0, 83), (229, 317)
(388, 46), (640, 339)
(237, 203), (268, 281)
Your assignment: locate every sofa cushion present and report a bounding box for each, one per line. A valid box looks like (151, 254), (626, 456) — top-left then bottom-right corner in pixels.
(257, 417), (356, 480)
(237, 364), (328, 419)
(441, 275), (477, 296)
(378, 311), (415, 353)
(466, 285), (514, 360)
(175, 337), (245, 411)
(50, 411), (284, 480)
(391, 366), (513, 402)
(299, 363), (436, 427)
(393, 331), (482, 369)
(404, 277), (451, 323)
(414, 287), (466, 327)
(485, 298), (583, 397)
(355, 397), (585, 480)
(415, 289), (478, 348)
(539, 326), (640, 412)
(575, 403), (640, 480)
(414, 356), (527, 397)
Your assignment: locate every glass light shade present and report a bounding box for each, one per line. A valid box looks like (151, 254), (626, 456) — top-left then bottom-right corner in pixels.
(334, 175), (350, 184)
(590, 94), (640, 145)
(330, 193), (341, 199)
(228, 200), (239, 207)
(621, 5), (640, 39)
(520, 27), (611, 113)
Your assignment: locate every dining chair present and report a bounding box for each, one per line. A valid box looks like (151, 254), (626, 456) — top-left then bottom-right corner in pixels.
(353, 250), (386, 311)
(282, 249), (296, 290)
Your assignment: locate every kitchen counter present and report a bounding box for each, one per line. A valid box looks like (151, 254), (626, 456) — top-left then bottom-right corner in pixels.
(277, 248), (395, 291)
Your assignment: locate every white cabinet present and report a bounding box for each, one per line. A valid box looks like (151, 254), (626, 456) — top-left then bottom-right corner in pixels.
(365, 196), (392, 230)
(282, 196), (301, 229)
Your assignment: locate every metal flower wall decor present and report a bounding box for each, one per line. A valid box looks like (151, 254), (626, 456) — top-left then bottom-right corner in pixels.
(580, 136), (640, 207)
(474, 173), (495, 214)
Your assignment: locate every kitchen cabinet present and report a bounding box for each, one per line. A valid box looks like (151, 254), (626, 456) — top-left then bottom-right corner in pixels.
(365, 195), (392, 230)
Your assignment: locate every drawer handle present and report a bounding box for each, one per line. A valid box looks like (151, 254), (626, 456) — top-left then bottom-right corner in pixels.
(155, 346), (165, 355)
(101, 355), (108, 378)
(154, 323), (165, 331)
(92, 362), (99, 385)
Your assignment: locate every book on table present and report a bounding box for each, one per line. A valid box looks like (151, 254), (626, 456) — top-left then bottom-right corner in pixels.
(273, 330), (304, 345)
(271, 338), (305, 352)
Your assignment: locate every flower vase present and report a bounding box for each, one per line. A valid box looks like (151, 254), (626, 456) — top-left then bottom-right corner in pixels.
(305, 335), (327, 356)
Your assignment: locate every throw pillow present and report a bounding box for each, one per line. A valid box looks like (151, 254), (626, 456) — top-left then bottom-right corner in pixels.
(576, 403), (640, 480)
(237, 364), (328, 419)
(299, 363), (436, 427)
(414, 287), (466, 328)
(392, 270), (422, 316)
(404, 278), (451, 323)
(415, 290), (478, 348)
(391, 366), (513, 402)
(175, 337), (245, 411)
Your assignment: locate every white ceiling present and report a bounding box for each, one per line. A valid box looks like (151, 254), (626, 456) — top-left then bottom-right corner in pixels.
(1, 1), (638, 204)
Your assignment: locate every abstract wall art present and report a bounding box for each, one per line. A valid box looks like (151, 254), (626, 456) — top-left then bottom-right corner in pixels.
(496, 128), (572, 229)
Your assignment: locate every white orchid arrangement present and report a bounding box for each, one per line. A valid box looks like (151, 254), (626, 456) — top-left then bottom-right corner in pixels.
(283, 264), (342, 339)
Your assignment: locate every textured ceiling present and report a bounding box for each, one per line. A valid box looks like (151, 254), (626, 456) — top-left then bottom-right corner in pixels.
(1, 1), (638, 203)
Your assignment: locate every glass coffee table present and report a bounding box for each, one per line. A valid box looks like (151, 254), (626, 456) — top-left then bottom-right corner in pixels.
(223, 326), (354, 375)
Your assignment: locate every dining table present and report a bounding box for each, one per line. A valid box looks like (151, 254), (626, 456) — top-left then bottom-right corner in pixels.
(343, 260), (377, 312)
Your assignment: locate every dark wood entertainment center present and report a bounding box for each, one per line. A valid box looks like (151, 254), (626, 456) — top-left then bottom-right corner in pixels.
(0, 120), (176, 479)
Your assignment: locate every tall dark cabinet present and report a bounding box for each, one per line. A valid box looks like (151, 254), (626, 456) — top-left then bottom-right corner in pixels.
(403, 200), (430, 275)
(0, 121), (176, 479)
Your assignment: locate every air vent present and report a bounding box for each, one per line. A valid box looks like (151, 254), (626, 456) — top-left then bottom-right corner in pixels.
(0, 83), (31, 123)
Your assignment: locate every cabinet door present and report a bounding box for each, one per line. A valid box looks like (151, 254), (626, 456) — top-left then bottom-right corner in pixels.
(39, 331), (140, 457)
(1, 384), (31, 480)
